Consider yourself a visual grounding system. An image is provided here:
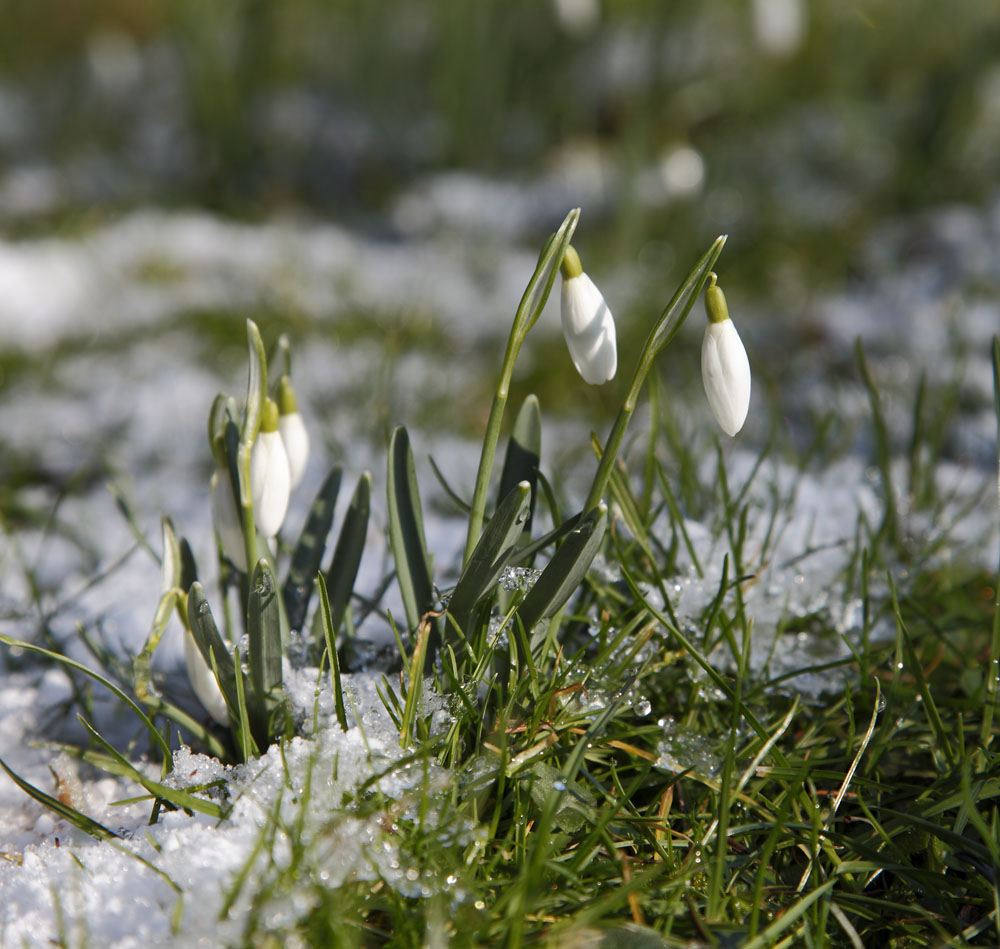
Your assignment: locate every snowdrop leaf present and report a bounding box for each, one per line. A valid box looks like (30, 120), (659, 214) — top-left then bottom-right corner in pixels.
(179, 535), (198, 591)
(448, 481), (532, 637)
(207, 393), (238, 465)
(248, 559), (284, 706)
(387, 427), (434, 634)
(498, 394), (541, 542)
(515, 502), (608, 636)
(325, 470), (372, 639)
(283, 465), (342, 632)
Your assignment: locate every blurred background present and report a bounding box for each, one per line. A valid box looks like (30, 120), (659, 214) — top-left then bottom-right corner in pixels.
(1, 0), (999, 647)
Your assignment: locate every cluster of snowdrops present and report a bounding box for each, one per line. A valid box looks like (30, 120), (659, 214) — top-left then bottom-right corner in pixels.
(163, 210), (749, 754)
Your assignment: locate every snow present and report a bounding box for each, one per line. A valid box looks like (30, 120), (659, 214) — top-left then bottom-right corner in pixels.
(0, 669), (467, 947)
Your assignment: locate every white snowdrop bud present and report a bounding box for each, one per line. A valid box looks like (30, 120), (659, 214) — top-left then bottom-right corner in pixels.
(183, 630), (229, 725)
(277, 376), (309, 490)
(250, 397), (291, 540)
(701, 274), (751, 436)
(559, 245), (617, 385)
(210, 467), (247, 571)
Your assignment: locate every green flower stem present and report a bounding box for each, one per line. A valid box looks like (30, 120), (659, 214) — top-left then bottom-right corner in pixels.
(584, 235), (727, 513)
(238, 443), (259, 578)
(462, 208), (580, 567)
(240, 319), (268, 574)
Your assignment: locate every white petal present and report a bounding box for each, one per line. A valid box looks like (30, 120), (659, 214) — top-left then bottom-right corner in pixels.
(250, 430), (291, 539)
(561, 273), (617, 385)
(278, 412), (310, 489)
(210, 469), (247, 571)
(701, 320), (751, 436)
(184, 630), (229, 725)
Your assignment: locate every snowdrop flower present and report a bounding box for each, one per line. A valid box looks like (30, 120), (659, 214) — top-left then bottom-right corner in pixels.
(250, 397), (291, 541)
(701, 274), (751, 436)
(560, 245), (617, 385)
(184, 630), (229, 725)
(158, 521), (229, 724)
(277, 376), (309, 490)
(210, 466), (247, 571)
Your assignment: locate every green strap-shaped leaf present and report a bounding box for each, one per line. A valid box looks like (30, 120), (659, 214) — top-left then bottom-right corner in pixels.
(282, 466), (343, 632)
(325, 470), (372, 638)
(186, 582), (240, 714)
(498, 395), (541, 542)
(386, 427), (434, 632)
(179, 535), (198, 591)
(248, 559), (284, 707)
(515, 502), (608, 637)
(448, 481), (532, 636)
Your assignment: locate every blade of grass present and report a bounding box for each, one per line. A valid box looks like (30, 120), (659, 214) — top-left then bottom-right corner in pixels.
(76, 717), (226, 819)
(0, 757), (119, 840)
(0, 633), (171, 763)
(982, 335), (1000, 752)
(316, 572), (348, 732)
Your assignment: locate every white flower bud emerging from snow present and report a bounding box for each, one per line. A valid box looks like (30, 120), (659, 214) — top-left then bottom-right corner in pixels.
(250, 397), (291, 540)
(277, 376), (309, 490)
(210, 468), (247, 571)
(701, 274), (751, 437)
(559, 245), (617, 385)
(183, 630), (229, 725)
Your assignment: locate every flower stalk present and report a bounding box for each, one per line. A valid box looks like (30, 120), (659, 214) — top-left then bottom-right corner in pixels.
(584, 235), (727, 512)
(462, 208), (580, 567)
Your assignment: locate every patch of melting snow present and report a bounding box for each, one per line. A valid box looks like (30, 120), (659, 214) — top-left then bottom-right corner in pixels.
(0, 210), (554, 353)
(0, 667), (472, 947)
(637, 450), (998, 702)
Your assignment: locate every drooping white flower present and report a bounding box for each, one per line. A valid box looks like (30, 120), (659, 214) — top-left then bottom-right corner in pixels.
(183, 629), (229, 725)
(210, 467), (247, 571)
(701, 274), (751, 437)
(250, 397), (291, 541)
(158, 519), (229, 725)
(560, 245), (617, 385)
(277, 375), (309, 490)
